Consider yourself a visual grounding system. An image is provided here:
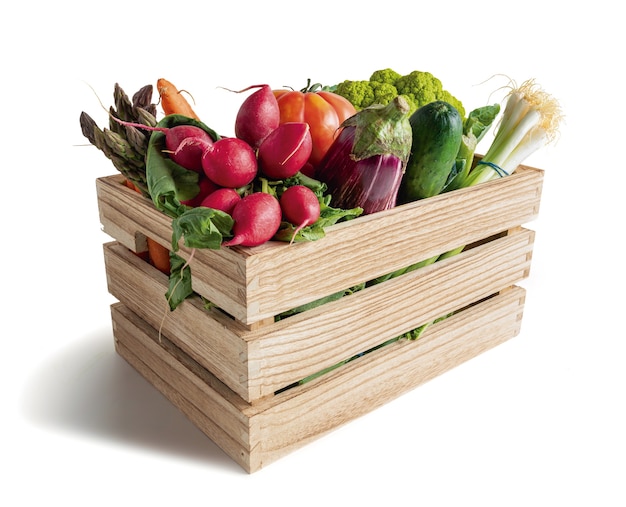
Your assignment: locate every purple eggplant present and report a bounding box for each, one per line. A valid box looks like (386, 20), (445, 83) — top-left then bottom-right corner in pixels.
(316, 96), (412, 214)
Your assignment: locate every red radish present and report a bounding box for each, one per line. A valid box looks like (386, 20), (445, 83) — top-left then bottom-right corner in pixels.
(200, 187), (241, 215)
(233, 84), (280, 148)
(202, 137), (258, 188)
(109, 116), (213, 172)
(222, 192), (282, 247)
(181, 176), (219, 207)
(279, 185), (321, 244)
(257, 122), (313, 179)
(167, 127), (213, 172)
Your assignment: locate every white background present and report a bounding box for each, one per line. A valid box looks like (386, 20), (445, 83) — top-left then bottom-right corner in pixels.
(3, 1), (624, 505)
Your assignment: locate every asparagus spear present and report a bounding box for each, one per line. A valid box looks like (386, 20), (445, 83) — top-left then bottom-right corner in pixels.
(80, 83), (157, 197)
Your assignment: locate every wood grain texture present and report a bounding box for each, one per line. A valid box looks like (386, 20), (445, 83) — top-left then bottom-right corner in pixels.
(111, 284), (526, 473)
(99, 163), (543, 471)
(104, 224), (534, 402)
(97, 165), (543, 325)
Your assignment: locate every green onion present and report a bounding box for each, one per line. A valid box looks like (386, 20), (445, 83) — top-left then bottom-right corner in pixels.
(460, 78), (563, 187)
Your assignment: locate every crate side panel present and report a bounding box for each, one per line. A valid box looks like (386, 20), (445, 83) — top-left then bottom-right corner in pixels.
(97, 176), (172, 251)
(252, 286), (526, 467)
(110, 303), (255, 473)
(104, 242), (253, 401)
(239, 166), (543, 323)
(97, 176), (250, 318)
(98, 199), (148, 253)
(244, 227), (535, 398)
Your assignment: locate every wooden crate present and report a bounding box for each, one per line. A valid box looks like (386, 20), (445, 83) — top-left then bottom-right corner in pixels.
(97, 164), (544, 472)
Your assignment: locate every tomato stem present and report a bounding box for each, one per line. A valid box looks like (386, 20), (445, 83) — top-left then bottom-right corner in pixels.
(301, 78), (324, 93)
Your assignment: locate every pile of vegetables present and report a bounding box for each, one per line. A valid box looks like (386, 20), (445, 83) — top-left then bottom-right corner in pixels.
(81, 69), (562, 317)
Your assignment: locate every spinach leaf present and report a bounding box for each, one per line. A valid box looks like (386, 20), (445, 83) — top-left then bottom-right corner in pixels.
(167, 207), (233, 311)
(166, 252), (194, 311)
(272, 197), (363, 243)
(146, 114), (220, 218)
(256, 173), (363, 243)
(171, 206), (234, 251)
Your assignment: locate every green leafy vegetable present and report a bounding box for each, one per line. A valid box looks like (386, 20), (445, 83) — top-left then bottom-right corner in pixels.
(275, 283), (365, 320)
(275, 312), (452, 394)
(167, 207), (233, 311)
(273, 194), (363, 243)
(146, 114), (220, 218)
(253, 172), (363, 243)
(171, 206), (234, 251)
(165, 252), (194, 310)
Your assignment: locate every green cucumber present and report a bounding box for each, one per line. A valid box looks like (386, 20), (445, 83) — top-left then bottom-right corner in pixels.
(398, 101), (463, 202)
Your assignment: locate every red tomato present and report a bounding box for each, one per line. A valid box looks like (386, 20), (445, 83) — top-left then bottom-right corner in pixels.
(273, 83), (356, 169)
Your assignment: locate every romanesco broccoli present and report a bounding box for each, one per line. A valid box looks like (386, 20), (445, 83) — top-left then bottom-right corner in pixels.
(332, 80), (374, 110)
(369, 68), (402, 85)
(334, 68), (465, 118)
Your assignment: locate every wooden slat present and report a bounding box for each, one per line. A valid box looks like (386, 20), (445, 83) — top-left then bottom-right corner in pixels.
(111, 285), (526, 473)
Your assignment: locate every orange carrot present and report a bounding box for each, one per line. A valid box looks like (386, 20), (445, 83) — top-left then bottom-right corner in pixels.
(157, 78), (200, 119)
(147, 237), (171, 275)
(123, 178), (140, 192)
